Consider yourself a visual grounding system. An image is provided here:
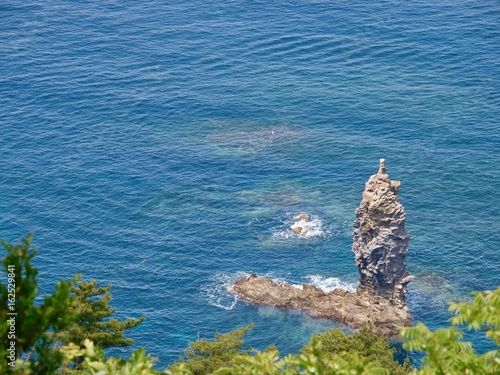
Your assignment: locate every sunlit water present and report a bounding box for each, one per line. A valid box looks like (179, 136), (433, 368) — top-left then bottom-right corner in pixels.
(1, 0), (499, 369)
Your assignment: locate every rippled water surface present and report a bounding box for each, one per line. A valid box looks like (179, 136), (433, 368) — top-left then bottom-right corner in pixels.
(1, 0), (499, 368)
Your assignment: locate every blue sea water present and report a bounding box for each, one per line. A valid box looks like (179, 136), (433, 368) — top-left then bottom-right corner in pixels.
(1, 0), (499, 368)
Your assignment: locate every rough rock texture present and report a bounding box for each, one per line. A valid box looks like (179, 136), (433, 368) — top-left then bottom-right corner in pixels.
(231, 160), (412, 336)
(232, 274), (410, 337)
(352, 159), (413, 306)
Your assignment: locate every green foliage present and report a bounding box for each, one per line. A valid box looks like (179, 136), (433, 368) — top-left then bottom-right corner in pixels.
(400, 287), (500, 375)
(3, 234), (497, 375)
(294, 338), (391, 375)
(166, 325), (402, 375)
(214, 346), (293, 375)
(53, 280), (145, 349)
(449, 288), (500, 345)
(0, 234), (77, 374)
(214, 337), (392, 375)
(61, 339), (157, 375)
(51, 280), (145, 370)
(167, 324), (254, 375)
(301, 326), (411, 374)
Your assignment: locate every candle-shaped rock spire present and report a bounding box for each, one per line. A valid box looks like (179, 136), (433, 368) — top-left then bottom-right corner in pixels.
(352, 159), (413, 305)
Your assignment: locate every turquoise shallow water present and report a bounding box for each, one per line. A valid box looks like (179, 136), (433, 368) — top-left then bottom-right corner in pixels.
(1, 0), (499, 368)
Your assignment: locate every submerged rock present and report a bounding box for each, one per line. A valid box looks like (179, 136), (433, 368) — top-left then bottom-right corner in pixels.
(231, 160), (412, 336)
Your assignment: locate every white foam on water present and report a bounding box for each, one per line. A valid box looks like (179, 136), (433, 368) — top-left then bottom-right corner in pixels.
(304, 275), (357, 293)
(257, 273), (356, 293)
(204, 271), (289, 310)
(290, 217), (324, 237)
(271, 212), (327, 240)
(202, 272), (249, 310)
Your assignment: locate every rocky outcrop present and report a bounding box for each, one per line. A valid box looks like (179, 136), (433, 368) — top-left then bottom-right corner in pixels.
(232, 274), (411, 336)
(353, 159), (413, 306)
(231, 160), (412, 336)
(291, 213), (312, 236)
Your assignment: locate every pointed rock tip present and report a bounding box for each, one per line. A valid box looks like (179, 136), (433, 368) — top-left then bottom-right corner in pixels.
(378, 158), (387, 175)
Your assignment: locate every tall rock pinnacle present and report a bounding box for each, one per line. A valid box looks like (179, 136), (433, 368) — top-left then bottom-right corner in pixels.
(352, 159), (413, 305)
(231, 160), (413, 336)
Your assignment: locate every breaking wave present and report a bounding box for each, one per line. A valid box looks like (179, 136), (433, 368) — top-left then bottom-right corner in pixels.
(202, 272), (248, 310)
(271, 212), (329, 240)
(304, 275), (357, 293)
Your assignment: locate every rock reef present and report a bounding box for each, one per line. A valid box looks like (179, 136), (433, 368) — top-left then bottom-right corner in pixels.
(231, 160), (412, 336)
